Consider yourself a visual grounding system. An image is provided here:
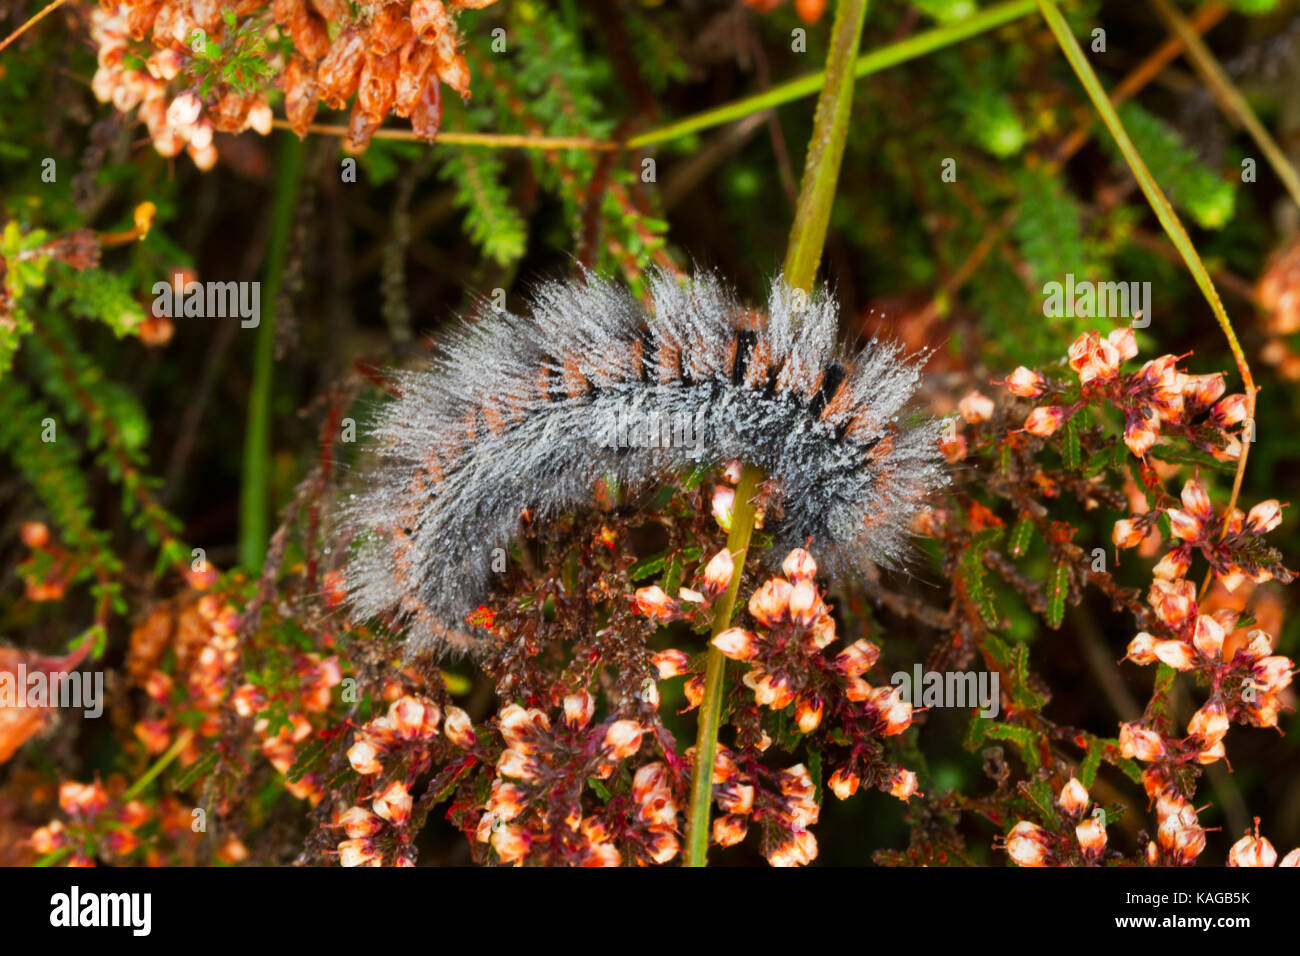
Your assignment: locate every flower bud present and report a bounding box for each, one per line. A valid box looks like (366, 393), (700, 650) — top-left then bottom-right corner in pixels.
(1058, 777), (1089, 817)
(1003, 366), (1046, 398)
(563, 691), (595, 729)
(782, 547), (818, 583)
(1180, 479), (1214, 521)
(1119, 722), (1166, 761)
(747, 577), (794, 627)
(828, 766), (859, 800)
(1245, 499), (1283, 534)
(794, 695), (823, 733)
(712, 814), (748, 847)
(1165, 508), (1202, 542)
(1113, 518), (1145, 549)
(1076, 816), (1107, 856)
(496, 748), (538, 781)
(711, 485), (735, 531)
(835, 638), (880, 676)
(1254, 656), (1294, 693)
(347, 739), (383, 775)
(1124, 421), (1158, 458)
(958, 390), (995, 423)
(651, 649), (691, 679)
(1192, 615), (1225, 659)
(339, 806), (382, 839)
(491, 823), (531, 864)
(1210, 393), (1249, 427)
(443, 706), (475, 748)
(1108, 326), (1138, 361)
(888, 768), (919, 801)
(1187, 698), (1229, 747)
(603, 719), (643, 759)
(337, 838), (380, 867)
(1152, 547), (1191, 581)
(1023, 405), (1066, 437)
(372, 781), (412, 825)
(166, 92), (202, 128)
(634, 585), (679, 620)
(1006, 821), (1051, 866)
(1153, 639), (1197, 671)
(690, 551), (732, 599)
(712, 627), (758, 661)
(1228, 825), (1277, 867)
(388, 695), (428, 738)
(1125, 632), (1158, 666)
(787, 579), (820, 627)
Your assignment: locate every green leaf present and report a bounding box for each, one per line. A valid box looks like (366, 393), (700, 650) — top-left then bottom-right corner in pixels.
(172, 750), (220, 792)
(1080, 736), (1104, 788)
(1024, 778), (1059, 828)
(1008, 516), (1034, 558)
(1063, 413), (1081, 470)
(1045, 561), (1069, 628)
(981, 722), (1041, 769)
(286, 735), (332, 783)
(983, 632), (1046, 711)
(960, 527), (1004, 629)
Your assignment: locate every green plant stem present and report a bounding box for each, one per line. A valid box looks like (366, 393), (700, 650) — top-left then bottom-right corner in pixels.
(1035, 0), (1255, 557)
(238, 132), (304, 571)
(123, 729), (195, 801)
(684, 462), (763, 866)
(682, 0), (869, 868)
(1148, 0), (1300, 211)
(783, 0), (871, 289)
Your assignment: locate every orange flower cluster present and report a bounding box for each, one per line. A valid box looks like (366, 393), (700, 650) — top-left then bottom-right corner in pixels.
(28, 776), (248, 865)
(1004, 777), (1108, 866)
(130, 593), (342, 804)
(91, 4), (270, 170)
(284, 0), (498, 149)
(89, 0), (499, 167)
(1000, 327), (1248, 463)
(1006, 776), (1300, 867)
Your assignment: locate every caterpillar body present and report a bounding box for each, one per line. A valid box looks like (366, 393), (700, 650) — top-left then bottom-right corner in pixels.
(341, 270), (948, 655)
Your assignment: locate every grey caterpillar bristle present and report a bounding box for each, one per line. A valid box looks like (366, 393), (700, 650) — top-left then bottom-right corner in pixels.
(340, 268), (949, 656)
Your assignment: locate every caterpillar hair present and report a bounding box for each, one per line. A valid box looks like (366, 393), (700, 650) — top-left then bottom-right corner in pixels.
(340, 269), (949, 656)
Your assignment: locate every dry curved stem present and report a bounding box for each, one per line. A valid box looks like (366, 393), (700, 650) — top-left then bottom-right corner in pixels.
(0, 0), (67, 56)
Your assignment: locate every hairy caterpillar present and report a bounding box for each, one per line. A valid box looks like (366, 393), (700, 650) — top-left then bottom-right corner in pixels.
(341, 269), (948, 655)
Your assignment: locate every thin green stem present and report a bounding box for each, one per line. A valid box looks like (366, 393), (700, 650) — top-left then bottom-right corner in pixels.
(783, 0), (871, 290)
(1034, 0), (1255, 574)
(124, 729), (195, 801)
(683, 0), (870, 867)
(684, 462), (763, 866)
(239, 132), (304, 571)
